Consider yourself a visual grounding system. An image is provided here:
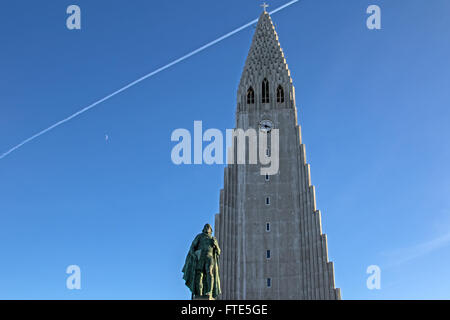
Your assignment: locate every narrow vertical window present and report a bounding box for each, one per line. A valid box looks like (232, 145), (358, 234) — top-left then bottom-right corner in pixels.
(266, 250), (271, 259)
(267, 278), (272, 288)
(266, 222), (270, 231)
(266, 197), (270, 205)
(277, 85), (284, 103)
(262, 78), (269, 103)
(247, 87), (255, 104)
(265, 174), (269, 181)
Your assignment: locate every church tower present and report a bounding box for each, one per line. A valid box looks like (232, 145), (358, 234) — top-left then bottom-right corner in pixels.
(214, 9), (341, 300)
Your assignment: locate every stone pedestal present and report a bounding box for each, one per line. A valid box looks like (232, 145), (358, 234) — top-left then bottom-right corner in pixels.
(193, 295), (215, 300)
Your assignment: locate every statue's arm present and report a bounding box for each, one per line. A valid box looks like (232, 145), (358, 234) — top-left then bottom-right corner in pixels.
(213, 237), (221, 256)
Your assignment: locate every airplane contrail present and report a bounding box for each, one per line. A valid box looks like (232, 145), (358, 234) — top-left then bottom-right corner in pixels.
(0, 0), (299, 160)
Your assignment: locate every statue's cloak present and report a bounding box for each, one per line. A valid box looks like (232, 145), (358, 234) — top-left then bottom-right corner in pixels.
(182, 235), (221, 299)
(181, 251), (197, 295)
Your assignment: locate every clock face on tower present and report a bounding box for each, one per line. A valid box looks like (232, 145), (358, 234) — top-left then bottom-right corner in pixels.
(259, 119), (274, 132)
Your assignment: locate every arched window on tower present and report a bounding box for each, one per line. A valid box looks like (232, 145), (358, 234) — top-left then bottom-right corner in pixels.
(247, 87), (255, 104)
(277, 85), (284, 103)
(262, 78), (269, 103)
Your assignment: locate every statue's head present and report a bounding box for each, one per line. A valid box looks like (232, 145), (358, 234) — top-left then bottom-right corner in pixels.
(202, 224), (213, 235)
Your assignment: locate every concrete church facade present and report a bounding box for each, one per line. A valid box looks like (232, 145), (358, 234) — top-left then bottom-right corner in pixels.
(214, 10), (341, 300)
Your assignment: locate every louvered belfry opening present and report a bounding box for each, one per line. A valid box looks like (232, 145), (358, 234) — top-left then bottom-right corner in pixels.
(277, 85), (284, 103)
(247, 87), (255, 104)
(262, 78), (269, 103)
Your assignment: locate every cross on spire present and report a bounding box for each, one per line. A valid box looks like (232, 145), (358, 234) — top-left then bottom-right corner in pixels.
(261, 2), (269, 12)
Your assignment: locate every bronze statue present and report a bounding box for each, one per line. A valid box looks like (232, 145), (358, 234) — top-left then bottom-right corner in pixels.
(182, 224), (221, 299)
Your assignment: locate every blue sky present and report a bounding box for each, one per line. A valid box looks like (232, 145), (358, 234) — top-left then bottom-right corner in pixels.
(1, 0), (449, 299)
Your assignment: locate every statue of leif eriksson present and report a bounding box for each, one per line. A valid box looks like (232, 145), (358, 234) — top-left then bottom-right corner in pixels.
(182, 224), (221, 300)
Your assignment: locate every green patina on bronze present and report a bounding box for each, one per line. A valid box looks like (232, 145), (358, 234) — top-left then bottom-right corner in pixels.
(182, 224), (221, 299)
